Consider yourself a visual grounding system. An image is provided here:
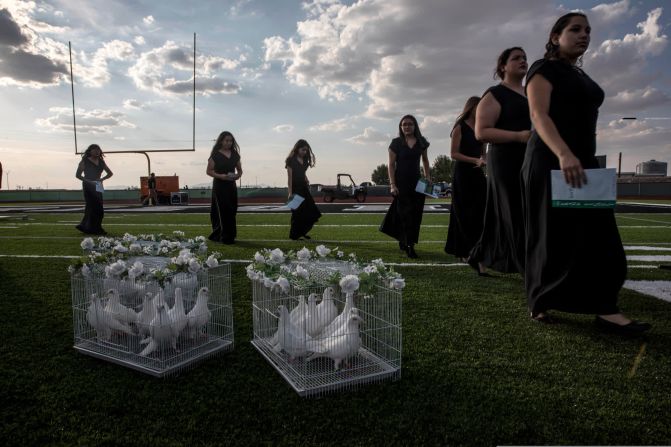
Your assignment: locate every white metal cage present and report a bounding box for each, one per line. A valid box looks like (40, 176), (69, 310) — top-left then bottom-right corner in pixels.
(71, 261), (233, 377)
(251, 261), (402, 396)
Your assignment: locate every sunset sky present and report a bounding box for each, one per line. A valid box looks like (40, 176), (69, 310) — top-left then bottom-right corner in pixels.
(0, 0), (669, 190)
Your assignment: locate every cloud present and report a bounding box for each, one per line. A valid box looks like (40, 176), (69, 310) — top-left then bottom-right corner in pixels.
(143, 15), (154, 26)
(346, 127), (388, 146)
(273, 124), (294, 133)
(128, 41), (242, 96)
(134, 36), (145, 45)
(590, 0), (632, 24)
(122, 99), (146, 110)
(36, 107), (136, 134)
(309, 116), (357, 132)
(0, 8), (28, 46)
(603, 87), (671, 114)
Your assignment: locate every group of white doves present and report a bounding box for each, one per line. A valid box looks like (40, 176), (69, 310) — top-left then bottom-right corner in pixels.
(270, 286), (364, 370)
(86, 286), (211, 356)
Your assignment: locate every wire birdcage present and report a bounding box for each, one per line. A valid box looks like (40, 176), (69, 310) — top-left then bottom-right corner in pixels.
(71, 261), (233, 377)
(251, 261), (402, 396)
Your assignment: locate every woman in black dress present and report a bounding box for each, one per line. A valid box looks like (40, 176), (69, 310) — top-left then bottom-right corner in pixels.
(207, 131), (242, 244)
(380, 115), (431, 259)
(523, 13), (650, 333)
(75, 144), (113, 235)
(445, 97), (487, 261)
(286, 139), (321, 240)
(468, 47), (531, 275)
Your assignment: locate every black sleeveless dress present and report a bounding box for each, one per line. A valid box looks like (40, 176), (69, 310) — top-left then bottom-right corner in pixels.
(445, 121), (486, 258)
(286, 157), (321, 240)
(469, 84), (530, 273)
(209, 150), (240, 244)
(76, 157), (107, 235)
(522, 59), (624, 315)
(380, 136), (430, 247)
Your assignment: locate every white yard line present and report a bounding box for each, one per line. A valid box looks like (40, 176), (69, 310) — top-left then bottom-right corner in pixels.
(623, 280), (671, 303)
(618, 216), (671, 225)
(627, 255), (671, 262)
(623, 246), (671, 251)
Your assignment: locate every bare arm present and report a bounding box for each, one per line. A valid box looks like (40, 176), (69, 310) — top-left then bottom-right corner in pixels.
(475, 91), (530, 144)
(421, 150), (431, 183)
(100, 162), (113, 181)
(234, 161), (243, 180)
(527, 74), (585, 188)
(451, 124), (486, 167)
(75, 160), (86, 182)
(387, 149), (398, 196)
(206, 158), (229, 181)
(286, 167), (293, 198)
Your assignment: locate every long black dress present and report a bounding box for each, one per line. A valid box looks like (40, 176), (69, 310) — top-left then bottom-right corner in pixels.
(522, 59), (624, 315)
(469, 84), (530, 273)
(76, 158), (108, 235)
(209, 150), (240, 244)
(287, 157), (321, 240)
(445, 122), (486, 258)
(380, 136), (429, 247)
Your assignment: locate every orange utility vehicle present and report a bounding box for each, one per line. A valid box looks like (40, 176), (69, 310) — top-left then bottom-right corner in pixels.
(140, 175), (180, 205)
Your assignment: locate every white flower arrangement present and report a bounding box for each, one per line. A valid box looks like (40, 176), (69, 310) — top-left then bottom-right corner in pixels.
(246, 245), (405, 295)
(69, 232), (224, 284)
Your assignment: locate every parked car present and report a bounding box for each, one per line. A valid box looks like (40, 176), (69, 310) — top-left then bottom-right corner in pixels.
(318, 174), (368, 202)
(434, 182), (452, 198)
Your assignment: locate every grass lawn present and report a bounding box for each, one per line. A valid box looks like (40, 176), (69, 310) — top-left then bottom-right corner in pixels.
(0, 211), (670, 446)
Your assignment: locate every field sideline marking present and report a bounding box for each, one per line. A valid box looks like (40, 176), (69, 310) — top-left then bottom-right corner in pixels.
(628, 343), (647, 379)
(618, 216), (671, 225)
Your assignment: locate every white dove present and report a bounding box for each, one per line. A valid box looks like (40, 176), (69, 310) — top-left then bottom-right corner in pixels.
(306, 308), (363, 370)
(139, 303), (175, 356)
(289, 295), (307, 327)
(304, 293), (326, 338)
(186, 287), (211, 339)
(274, 305), (311, 360)
(167, 287), (188, 340)
(136, 293), (156, 339)
(152, 288), (167, 309)
(86, 293), (110, 340)
(316, 287), (338, 329)
(104, 288), (138, 326)
(319, 291), (355, 338)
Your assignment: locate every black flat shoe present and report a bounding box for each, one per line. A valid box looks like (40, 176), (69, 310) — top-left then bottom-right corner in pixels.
(303, 235), (311, 240)
(467, 256), (490, 277)
(398, 241), (407, 251)
(595, 316), (651, 335)
(531, 312), (556, 324)
(406, 245), (418, 259)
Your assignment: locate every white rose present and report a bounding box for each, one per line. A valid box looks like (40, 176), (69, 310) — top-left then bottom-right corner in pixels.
(206, 255), (219, 268)
(336, 250), (344, 258)
(81, 264), (91, 277)
(269, 248), (285, 264)
(129, 243), (142, 253)
(143, 246), (153, 255)
(296, 247), (311, 261)
(276, 276), (290, 293)
(195, 236), (206, 243)
(128, 261), (144, 279)
(246, 266), (259, 280)
(67, 265), (75, 274)
(173, 230), (185, 237)
(160, 246), (169, 254)
(315, 245), (331, 257)
(364, 265), (378, 274)
(113, 244), (128, 253)
(295, 265), (309, 279)
(199, 243), (208, 253)
(339, 274), (360, 294)
(187, 258), (201, 274)
(122, 233), (137, 243)
(80, 238), (95, 250)
(105, 260), (127, 278)
(179, 248), (192, 257)
(254, 252), (265, 264)
(263, 277), (275, 288)
(392, 278), (406, 289)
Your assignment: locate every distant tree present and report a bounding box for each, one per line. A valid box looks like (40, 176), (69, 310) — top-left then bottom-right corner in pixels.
(431, 155), (454, 183)
(371, 164), (389, 185)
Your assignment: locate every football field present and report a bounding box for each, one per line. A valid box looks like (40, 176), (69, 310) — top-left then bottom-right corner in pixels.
(0, 209), (669, 445)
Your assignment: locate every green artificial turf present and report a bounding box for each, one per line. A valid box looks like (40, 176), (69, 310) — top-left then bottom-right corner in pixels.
(0, 211), (670, 446)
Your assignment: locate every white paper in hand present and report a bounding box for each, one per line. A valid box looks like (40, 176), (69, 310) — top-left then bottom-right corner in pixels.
(95, 181), (104, 193)
(286, 194), (305, 210)
(415, 179), (439, 198)
(551, 168), (616, 208)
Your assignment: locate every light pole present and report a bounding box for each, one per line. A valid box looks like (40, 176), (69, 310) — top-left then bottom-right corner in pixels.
(5, 171), (9, 190)
(618, 117), (637, 177)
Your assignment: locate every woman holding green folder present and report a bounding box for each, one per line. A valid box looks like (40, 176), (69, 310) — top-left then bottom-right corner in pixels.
(522, 12), (649, 333)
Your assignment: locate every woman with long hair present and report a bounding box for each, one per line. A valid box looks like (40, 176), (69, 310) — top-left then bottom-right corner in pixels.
(206, 131), (242, 244)
(468, 46), (531, 275)
(380, 114), (431, 258)
(522, 13), (650, 333)
(75, 144), (113, 235)
(445, 97), (487, 262)
(286, 139), (321, 240)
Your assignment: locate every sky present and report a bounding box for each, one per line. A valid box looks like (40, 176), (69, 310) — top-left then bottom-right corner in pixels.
(0, 0), (669, 190)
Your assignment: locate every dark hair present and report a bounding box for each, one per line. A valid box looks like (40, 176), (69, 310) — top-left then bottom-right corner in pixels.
(210, 131), (240, 158)
(544, 12), (588, 63)
(451, 96), (480, 136)
(494, 47), (525, 80)
(397, 115), (425, 142)
(286, 139), (316, 168)
(150, 172), (155, 176)
(82, 144), (103, 159)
